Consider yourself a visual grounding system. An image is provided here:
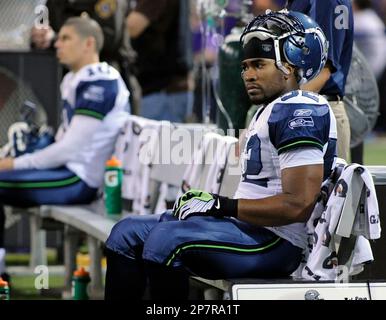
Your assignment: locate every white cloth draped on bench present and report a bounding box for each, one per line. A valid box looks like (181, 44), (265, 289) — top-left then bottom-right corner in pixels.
(153, 132), (238, 213)
(114, 115), (161, 215)
(298, 164), (381, 281)
(177, 132), (238, 196)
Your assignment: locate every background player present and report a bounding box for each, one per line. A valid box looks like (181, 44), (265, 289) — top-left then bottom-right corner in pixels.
(0, 17), (130, 280)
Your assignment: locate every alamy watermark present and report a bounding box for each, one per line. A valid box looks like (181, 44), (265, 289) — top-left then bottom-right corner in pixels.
(34, 265), (49, 290)
(134, 126), (243, 176)
(34, 5), (49, 29)
(334, 5), (350, 30)
(335, 265), (350, 285)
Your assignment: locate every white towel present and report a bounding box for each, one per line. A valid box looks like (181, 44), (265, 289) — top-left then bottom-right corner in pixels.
(352, 166), (381, 239)
(300, 163), (381, 281)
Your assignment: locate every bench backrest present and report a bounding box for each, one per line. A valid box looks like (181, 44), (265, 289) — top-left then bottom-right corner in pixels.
(114, 115), (161, 214)
(150, 128), (239, 213)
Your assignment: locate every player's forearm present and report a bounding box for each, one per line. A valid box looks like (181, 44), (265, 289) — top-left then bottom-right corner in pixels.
(300, 66), (331, 93)
(14, 139), (76, 169)
(0, 157), (14, 171)
(14, 115), (101, 170)
(126, 11), (150, 38)
(237, 192), (318, 226)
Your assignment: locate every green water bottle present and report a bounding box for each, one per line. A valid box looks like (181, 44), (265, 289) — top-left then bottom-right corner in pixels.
(0, 277), (10, 300)
(71, 267), (91, 300)
(104, 156), (123, 218)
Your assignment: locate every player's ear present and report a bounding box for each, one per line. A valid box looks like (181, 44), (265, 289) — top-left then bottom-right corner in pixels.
(283, 63), (295, 80)
(85, 36), (96, 52)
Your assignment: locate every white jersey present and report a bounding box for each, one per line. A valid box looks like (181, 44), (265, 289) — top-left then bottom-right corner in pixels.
(14, 62), (130, 188)
(234, 90), (337, 249)
(64, 62), (130, 188)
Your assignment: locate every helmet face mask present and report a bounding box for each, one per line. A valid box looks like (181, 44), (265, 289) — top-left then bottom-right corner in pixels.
(240, 10), (328, 84)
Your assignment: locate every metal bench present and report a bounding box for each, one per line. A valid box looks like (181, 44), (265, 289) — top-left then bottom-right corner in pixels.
(40, 204), (115, 298)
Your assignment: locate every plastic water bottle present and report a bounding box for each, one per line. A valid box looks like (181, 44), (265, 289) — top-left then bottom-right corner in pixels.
(0, 277), (10, 300)
(71, 267), (90, 300)
(104, 156), (123, 218)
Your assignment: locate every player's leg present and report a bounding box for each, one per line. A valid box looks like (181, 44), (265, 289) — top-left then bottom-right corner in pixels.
(104, 213), (165, 300)
(143, 213), (303, 280)
(0, 167), (97, 206)
(145, 260), (190, 300)
(104, 247), (147, 300)
(0, 167), (98, 284)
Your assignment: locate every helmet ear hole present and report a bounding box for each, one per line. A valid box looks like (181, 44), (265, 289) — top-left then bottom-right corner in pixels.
(302, 46), (310, 55)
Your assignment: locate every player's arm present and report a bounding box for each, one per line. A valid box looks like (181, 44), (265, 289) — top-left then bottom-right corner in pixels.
(0, 158), (14, 171)
(300, 61), (333, 93)
(126, 0), (168, 39)
(126, 11), (150, 39)
(0, 116), (100, 171)
(173, 161), (323, 223)
(30, 25), (55, 50)
(238, 99), (328, 225)
(13, 115), (101, 170)
(237, 164), (323, 226)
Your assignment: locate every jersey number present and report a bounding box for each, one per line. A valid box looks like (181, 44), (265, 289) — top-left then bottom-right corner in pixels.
(242, 134), (262, 180)
(281, 90), (319, 103)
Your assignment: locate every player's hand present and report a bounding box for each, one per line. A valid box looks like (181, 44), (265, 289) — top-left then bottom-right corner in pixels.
(172, 189), (238, 220)
(0, 157), (14, 171)
(31, 26), (55, 49)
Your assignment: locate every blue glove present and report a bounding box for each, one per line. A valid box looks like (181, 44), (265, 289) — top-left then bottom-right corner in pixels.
(172, 189), (238, 220)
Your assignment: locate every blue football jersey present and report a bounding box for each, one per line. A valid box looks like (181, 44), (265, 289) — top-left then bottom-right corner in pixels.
(235, 90), (337, 249)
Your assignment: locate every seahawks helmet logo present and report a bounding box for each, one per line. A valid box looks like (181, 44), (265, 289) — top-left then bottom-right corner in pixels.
(305, 289), (323, 300)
